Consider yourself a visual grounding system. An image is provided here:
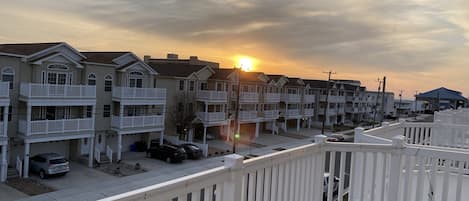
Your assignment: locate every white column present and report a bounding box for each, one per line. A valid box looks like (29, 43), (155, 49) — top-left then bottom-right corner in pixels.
(387, 136), (405, 201)
(284, 119), (287, 131)
(222, 154), (244, 201)
(23, 143), (30, 178)
(255, 122), (260, 138)
(26, 105), (31, 135)
(272, 120), (275, 135)
(119, 104), (124, 129)
(308, 118), (311, 129)
(203, 126), (207, 144)
(117, 134), (122, 161)
(88, 136), (94, 168)
(296, 118), (300, 132)
(159, 131), (164, 145)
(3, 106), (8, 138)
(1, 144), (7, 182)
(147, 133), (152, 149)
(226, 124), (230, 141)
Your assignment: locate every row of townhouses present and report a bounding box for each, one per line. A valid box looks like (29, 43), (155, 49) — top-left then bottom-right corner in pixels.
(0, 42), (393, 181)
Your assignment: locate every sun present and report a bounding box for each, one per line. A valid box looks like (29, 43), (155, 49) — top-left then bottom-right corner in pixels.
(235, 56), (256, 71)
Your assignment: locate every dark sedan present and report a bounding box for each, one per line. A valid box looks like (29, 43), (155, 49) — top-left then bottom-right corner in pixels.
(147, 144), (186, 163)
(180, 143), (203, 159)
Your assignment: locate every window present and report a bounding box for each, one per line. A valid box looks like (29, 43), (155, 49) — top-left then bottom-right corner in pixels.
(188, 103), (193, 113)
(47, 72), (68, 85)
(177, 103), (184, 113)
(129, 71), (143, 88)
(8, 106), (11, 121)
(86, 106), (92, 118)
(2, 67), (14, 89)
(179, 80), (185, 91)
(200, 82), (208, 90)
(88, 74), (96, 86)
(104, 75), (113, 92)
(189, 80), (195, 91)
(103, 105), (111, 117)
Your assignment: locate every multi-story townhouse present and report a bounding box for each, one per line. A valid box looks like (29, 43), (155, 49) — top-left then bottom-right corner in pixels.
(80, 52), (165, 162)
(0, 42), (166, 180)
(365, 91), (395, 120)
(302, 82), (316, 129)
(0, 54), (10, 182)
(333, 80), (368, 124)
(303, 80), (346, 127)
(145, 54), (219, 144)
(276, 77), (305, 132)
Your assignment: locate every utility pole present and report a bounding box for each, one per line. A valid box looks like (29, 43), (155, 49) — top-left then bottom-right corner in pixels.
(414, 90), (418, 113)
(232, 68), (241, 153)
(321, 70), (336, 134)
(398, 90), (403, 116)
(380, 76), (386, 123)
(372, 78), (381, 127)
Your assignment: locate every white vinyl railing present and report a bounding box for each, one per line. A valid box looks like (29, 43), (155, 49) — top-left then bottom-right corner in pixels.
(239, 92), (259, 103)
(239, 111), (258, 121)
(0, 82), (9, 98)
(282, 109), (300, 117)
(113, 87), (166, 100)
(320, 95), (346, 103)
(18, 118), (94, 136)
(196, 90), (228, 102)
(196, 112), (226, 123)
(303, 108), (314, 116)
(111, 115), (164, 129)
(99, 135), (469, 201)
(262, 110), (279, 119)
(20, 83), (96, 99)
(304, 94), (315, 103)
(263, 93), (281, 103)
(281, 93), (301, 103)
(106, 145), (113, 164)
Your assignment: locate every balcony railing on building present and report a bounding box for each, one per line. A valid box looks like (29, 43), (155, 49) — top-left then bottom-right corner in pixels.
(281, 109), (301, 118)
(303, 108), (314, 116)
(239, 111), (258, 121)
(19, 118), (94, 136)
(262, 110), (279, 119)
(320, 95), (345, 103)
(263, 93), (280, 103)
(113, 87), (166, 100)
(281, 93), (301, 103)
(111, 115), (164, 129)
(303, 94), (315, 103)
(196, 90), (227, 102)
(196, 112), (226, 123)
(0, 122), (5, 137)
(20, 83), (96, 99)
(239, 92), (259, 103)
(0, 82), (9, 99)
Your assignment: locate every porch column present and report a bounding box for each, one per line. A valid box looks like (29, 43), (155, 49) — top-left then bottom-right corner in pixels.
(88, 136), (94, 168)
(3, 106), (8, 139)
(117, 134), (122, 161)
(23, 143), (30, 178)
(26, 104), (31, 135)
(1, 144), (7, 182)
(255, 122), (260, 138)
(296, 118), (300, 132)
(203, 126), (207, 144)
(147, 133), (152, 149)
(188, 129), (194, 142)
(159, 131), (164, 145)
(308, 118), (312, 129)
(119, 104), (124, 129)
(226, 124), (230, 141)
(91, 105), (96, 129)
(272, 120), (275, 135)
(284, 119), (287, 131)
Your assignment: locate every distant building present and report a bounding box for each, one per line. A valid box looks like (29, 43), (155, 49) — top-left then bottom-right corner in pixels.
(394, 100), (426, 115)
(416, 87), (467, 111)
(365, 91), (395, 120)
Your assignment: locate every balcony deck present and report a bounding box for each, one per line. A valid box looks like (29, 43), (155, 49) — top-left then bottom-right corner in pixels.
(239, 111), (260, 122)
(303, 108), (314, 116)
(320, 95), (346, 103)
(196, 90), (228, 103)
(304, 94), (315, 103)
(263, 93), (281, 103)
(281, 109), (301, 119)
(111, 115), (164, 134)
(262, 110), (279, 120)
(196, 112), (227, 126)
(281, 93), (301, 103)
(113, 87), (166, 105)
(18, 118), (94, 143)
(239, 92), (259, 103)
(20, 83), (96, 106)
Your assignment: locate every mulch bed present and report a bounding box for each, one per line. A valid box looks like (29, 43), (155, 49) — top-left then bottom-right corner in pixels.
(6, 178), (55, 196)
(95, 162), (147, 177)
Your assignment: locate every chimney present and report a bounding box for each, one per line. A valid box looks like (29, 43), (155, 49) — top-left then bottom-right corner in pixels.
(143, 55), (151, 63)
(167, 53), (178, 60)
(189, 56), (198, 61)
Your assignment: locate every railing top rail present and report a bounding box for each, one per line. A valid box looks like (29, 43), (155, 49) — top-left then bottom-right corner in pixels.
(405, 144), (469, 161)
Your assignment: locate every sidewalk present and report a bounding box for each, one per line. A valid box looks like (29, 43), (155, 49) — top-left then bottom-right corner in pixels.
(0, 183), (28, 201)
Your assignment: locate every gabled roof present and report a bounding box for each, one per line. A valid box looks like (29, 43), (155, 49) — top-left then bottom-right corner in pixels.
(210, 68), (235, 80)
(0, 42), (62, 56)
(240, 71), (268, 83)
(266, 74), (285, 82)
(416, 87), (467, 101)
(81, 52), (130, 65)
(303, 79), (332, 88)
(147, 62), (207, 77)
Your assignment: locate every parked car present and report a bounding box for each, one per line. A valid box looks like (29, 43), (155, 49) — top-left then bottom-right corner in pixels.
(147, 144), (186, 163)
(180, 143), (203, 159)
(326, 134), (345, 142)
(30, 153), (69, 179)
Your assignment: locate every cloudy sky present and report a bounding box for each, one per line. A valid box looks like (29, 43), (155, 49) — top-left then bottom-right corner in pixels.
(1, 0), (469, 98)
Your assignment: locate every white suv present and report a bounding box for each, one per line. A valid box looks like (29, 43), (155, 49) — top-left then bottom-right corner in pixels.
(30, 153), (70, 179)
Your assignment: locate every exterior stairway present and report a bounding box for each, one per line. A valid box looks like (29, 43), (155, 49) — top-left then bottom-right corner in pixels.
(7, 167), (19, 179)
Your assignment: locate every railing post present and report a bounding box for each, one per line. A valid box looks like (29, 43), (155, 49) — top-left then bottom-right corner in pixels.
(222, 154), (244, 201)
(387, 135), (405, 201)
(354, 127), (364, 142)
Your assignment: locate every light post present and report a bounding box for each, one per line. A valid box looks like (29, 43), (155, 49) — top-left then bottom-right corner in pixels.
(232, 67), (241, 153)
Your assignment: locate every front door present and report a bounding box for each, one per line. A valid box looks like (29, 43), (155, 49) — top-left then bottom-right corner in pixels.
(80, 133), (106, 155)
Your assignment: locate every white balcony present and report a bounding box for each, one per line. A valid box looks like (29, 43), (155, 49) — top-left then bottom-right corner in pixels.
(262, 110), (279, 119)
(113, 87), (166, 105)
(282, 109), (301, 118)
(19, 118), (94, 136)
(303, 108), (314, 116)
(196, 90), (228, 103)
(111, 115), (164, 131)
(303, 94), (315, 103)
(0, 122), (5, 137)
(239, 111), (259, 121)
(0, 82), (9, 106)
(196, 112), (226, 125)
(281, 93), (301, 103)
(20, 83), (95, 105)
(319, 108), (340, 116)
(239, 92), (259, 103)
(263, 93), (280, 103)
(320, 95), (346, 103)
